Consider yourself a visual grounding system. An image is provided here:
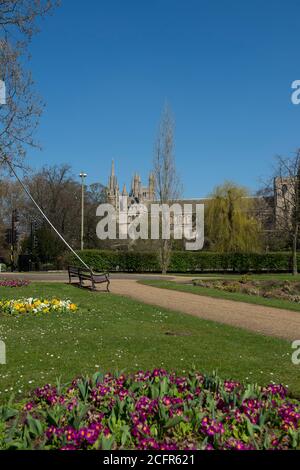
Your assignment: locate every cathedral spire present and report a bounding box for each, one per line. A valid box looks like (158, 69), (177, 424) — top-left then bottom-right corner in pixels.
(111, 159), (115, 177)
(109, 159), (118, 192)
(122, 184), (127, 196)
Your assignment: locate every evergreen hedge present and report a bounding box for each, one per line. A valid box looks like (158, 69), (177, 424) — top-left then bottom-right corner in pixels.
(67, 250), (300, 273)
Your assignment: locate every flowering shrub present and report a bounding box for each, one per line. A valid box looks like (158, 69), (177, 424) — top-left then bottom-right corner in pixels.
(0, 298), (77, 316)
(0, 279), (30, 288)
(0, 370), (299, 450)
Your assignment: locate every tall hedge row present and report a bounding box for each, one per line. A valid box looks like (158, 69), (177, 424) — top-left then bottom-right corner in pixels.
(68, 250), (300, 273)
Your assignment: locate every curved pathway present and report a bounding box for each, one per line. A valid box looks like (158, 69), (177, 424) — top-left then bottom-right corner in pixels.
(1, 271), (300, 341)
(111, 279), (300, 341)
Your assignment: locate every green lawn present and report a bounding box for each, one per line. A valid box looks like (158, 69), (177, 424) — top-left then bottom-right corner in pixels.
(0, 282), (299, 400)
(141, 279), (300, 312)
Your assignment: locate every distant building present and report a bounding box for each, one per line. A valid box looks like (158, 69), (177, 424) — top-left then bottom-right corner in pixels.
(107, 160), (155, 209)
(105, 160), (295, 239)
(273, 176), (295, 226)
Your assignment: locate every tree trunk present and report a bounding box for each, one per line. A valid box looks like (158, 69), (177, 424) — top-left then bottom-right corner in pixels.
(292, 225), (299, 276)
(160, 239), (171, 275)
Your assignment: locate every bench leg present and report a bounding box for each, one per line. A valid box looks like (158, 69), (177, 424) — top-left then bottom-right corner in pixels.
(106, 279), (110, 292)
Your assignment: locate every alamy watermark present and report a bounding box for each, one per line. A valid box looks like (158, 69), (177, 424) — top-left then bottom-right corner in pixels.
(0, 340), (6, 365)
(291, 80), (300, 104)
(289, 86), (300, 363)
(96, 196), (204, 251)
(292, 340), (300, 365)
(0, 79), (6, 105)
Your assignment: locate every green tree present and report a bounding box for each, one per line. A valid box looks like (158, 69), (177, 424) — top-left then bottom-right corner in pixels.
(206, 182), (261, 253)
(35, 225), (65, 264)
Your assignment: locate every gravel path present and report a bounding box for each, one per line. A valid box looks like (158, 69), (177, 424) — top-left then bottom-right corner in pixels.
(1, 272), (300, 341)
(110, 280), (300, 341)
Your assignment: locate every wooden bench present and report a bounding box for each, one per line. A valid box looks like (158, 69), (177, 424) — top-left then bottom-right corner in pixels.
(68, 266), (110, 292)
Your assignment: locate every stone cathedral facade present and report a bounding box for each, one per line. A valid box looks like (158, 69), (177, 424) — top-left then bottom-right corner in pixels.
(105, 160), (295, 235)
(107, 160), (155, 209)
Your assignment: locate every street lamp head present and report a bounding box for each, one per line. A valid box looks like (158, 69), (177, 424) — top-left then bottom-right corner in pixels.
(79, 172), (87, 178)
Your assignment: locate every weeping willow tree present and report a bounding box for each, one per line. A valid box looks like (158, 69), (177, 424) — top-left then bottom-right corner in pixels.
(206, 182), (262, 253)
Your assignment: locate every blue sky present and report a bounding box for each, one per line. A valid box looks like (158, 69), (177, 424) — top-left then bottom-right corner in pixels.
(27, 0), (300, 198)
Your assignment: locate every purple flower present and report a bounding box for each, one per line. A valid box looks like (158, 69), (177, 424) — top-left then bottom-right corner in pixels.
(200, 417), (225, 437)
(0, 279), (30, 288)
(24, 402), (34, 411)
(6, 369), (300, 451)
(224, 438), (255, 451)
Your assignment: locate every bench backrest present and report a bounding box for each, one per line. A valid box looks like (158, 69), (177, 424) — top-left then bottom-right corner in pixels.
(78, 267), (108, 276)
(78, 267), (93, 277)
(68, 265), (108, 278)
(68, 266), (80, 275)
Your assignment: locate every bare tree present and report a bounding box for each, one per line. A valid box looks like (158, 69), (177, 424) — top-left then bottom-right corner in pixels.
(85, 182), (107, 248)
(153, 104), (182, 274)
(0, 39), (43, 164)
(23, 166), (107, 254)
(24, 165), (82, 246)
(0, 1), (58, 167)
(0, 165), (107, 266)
(266, 151), (300, 275)
(0, 178), (27, 263)
(0, 1), (58, 40)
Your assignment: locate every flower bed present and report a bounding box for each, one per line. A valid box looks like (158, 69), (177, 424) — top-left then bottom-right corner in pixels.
(1, 370), (299, 450)
(193, 277), (300, 303)
(0, 279), (30, 288)
(0, 298), (77, 316)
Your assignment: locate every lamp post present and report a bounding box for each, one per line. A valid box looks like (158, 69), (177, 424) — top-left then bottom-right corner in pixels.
(79, 172), (87, 250)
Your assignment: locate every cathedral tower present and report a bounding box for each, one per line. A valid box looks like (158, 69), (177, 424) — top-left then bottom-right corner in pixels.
(107, 160), (119, 207)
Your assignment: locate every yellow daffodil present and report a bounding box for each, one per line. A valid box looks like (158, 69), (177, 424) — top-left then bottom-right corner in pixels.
(0, 298), (78, 316)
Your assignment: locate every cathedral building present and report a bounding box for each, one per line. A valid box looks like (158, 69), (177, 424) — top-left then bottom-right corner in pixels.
(107, 160), (155, 209)
(106, 160), (295, 238)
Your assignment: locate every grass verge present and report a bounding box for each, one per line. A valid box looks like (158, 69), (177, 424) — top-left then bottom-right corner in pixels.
(140, 279), (300, 313)
(0, 282), (298, 398)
